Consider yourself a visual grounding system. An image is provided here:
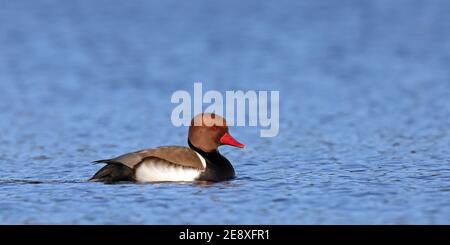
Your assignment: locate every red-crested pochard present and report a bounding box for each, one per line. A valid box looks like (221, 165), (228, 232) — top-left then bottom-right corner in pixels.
(90, 113), (245, 183)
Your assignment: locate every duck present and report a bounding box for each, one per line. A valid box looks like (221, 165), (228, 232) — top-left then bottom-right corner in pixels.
(89, 113), (245, 183)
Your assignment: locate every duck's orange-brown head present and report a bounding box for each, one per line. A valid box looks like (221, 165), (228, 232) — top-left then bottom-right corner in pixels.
(188, 113), (245, 152)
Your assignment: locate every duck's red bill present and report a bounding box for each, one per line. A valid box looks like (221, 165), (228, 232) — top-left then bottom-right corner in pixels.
(220, 132), (245, 148)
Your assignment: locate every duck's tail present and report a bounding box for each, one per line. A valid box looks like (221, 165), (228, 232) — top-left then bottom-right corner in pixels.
(89, 160), (134, 183)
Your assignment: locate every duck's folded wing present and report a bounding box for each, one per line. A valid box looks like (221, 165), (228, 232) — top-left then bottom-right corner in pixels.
(94, 146), (205, 170)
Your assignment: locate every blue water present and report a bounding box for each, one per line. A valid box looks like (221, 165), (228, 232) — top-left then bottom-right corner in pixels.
(1, 0), (450, 224)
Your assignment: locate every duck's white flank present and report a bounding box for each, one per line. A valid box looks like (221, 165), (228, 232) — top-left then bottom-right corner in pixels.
(194, 152), (207, 168)
(135, 158), (203, 182)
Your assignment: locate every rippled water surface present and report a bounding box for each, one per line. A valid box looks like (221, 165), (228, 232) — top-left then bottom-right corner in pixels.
(1, 0), (450, 224)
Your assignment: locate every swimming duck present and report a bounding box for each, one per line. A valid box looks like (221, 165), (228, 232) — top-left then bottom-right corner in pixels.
(89, 113), (244, 183)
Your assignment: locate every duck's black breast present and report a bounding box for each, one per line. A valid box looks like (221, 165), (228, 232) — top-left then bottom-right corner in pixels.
(198, 152), (235, 181)
(188, 140), (235, 181)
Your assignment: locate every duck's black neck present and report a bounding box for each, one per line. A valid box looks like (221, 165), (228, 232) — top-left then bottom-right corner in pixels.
(188, 139), (235, 181)
(188, 139), (219, 158)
